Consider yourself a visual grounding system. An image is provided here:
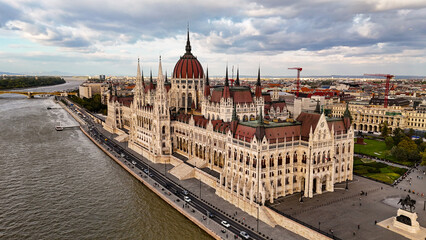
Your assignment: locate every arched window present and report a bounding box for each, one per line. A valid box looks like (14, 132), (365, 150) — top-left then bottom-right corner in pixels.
(293, 152), (298, 163)
(313, 153), (317, 164)
(188, 93), (192, 108)
(336, 144), (340, 154)
(162, 126), (166, 134)
(278, 154), (283, 166)
(302, 152), (307, 164)
(261, 156), (266, 168)
(286, 153), (290, 164)
(269, 155), (274, 167)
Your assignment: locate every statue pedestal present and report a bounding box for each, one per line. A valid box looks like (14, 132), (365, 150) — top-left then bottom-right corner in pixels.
(393, 209), (420, 233)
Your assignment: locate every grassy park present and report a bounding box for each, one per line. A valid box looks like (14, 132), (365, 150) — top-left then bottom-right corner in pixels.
(353, 157), (407, 184)
(354, 138), (414, 166)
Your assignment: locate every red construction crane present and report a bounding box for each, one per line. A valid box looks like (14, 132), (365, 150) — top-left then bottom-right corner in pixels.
(364, 73), (394, 108)
(289, 67), (302, 97)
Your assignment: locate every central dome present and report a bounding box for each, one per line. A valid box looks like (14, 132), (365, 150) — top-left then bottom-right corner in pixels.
(173, 31), (204, 79)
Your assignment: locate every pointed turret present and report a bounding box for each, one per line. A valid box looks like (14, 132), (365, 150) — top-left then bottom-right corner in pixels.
(255, 67), (262, 98)
(149, 69), (154, 90)
(315, 100), (321, 113)
(165, 71), (168, 83)
(204, 68), (211, 97)
(222, 66), (231, 99)
(185, 26), (191, 54)
(136, 58), (144, 91)
(158, 56), (163, 82)
(343, 102), (352, 129)
(235, 68), (240, 86)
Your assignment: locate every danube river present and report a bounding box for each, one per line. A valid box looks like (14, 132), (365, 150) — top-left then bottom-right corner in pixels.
(0, 80), (212, 239)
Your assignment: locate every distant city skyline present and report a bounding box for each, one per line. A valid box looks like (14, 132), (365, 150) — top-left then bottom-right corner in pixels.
(1, 0), (426, 76)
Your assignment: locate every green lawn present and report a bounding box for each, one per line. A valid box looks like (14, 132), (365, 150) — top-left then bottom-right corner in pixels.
(353, 157), (407, 184)
(354, 138), (413, 166)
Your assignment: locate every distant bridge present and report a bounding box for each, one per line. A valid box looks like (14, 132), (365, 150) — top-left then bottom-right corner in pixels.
(0, 91), (77, 98)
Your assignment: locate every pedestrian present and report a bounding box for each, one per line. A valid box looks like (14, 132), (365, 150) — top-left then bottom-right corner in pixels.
(358, 224), (360, 230)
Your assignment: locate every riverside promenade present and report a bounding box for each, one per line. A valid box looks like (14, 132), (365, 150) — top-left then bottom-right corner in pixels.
(58, 98), (304, 240)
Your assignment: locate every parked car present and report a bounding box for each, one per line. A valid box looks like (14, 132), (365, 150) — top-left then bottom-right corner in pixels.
(184, 196), (191, 202)
(221, 220), (230, 228)
(182, 190), (188, 195)
(240, 231), (250, 239)
(131, 161), (136, 165)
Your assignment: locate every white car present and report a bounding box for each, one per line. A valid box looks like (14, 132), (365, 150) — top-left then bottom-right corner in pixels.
(221, 220), (230, 228)
(240, 231), (250, 239)
(184, 196), (191, 202)
(131, 161), (136, 165)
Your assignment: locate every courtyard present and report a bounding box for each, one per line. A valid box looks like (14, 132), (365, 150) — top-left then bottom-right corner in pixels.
(269, 169), (426, 240)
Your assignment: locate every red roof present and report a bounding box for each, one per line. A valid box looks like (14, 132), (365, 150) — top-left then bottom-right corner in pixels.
(110, 96), (133, 107)
(210, 87), (253, 103)
(296, 112), (321, 137)
(173, 54), (203, 79)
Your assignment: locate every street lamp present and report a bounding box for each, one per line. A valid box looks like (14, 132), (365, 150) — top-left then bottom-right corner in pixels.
(345, 178), (349, 190)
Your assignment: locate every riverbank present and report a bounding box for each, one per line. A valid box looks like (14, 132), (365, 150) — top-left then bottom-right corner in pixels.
(79, 126), (221, 240)
(59, 99), (223, 239)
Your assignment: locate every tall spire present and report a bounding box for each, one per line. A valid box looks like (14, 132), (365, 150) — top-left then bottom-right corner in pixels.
(158, 55), (163, 81)
(137, 58), (141, 80)
(205, 68), (209, 85)
(185, 24), (191, 54)
(165, 70), (168, 83)
(255, 67), (262, 97)
(235, 67), (240, 86)
(315, 100), (321, 113)
(204, 67), (211, 98)
(222, 66), (230, 99)
(150, 69), (153, 83)
(256, 67), (261, 86)
(225, 65), (229, 86)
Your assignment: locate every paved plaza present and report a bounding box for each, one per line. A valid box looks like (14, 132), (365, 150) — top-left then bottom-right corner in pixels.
(270, 168), (426, 240)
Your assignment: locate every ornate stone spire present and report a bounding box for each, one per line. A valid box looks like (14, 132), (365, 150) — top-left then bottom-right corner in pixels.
(185, 25), (191, 54)
(315, 100), (321, 113)
(157, 56), (163, 82)
(204, 67), (211, 97)
(235, 67), (240, 86)
(222, 66), (230, 99)
(343, 102), (352, 129)
(255, 67), (262, 97)
(225, 65), (229, 87)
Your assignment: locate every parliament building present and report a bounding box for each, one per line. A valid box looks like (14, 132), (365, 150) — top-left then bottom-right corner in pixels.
(104, 31), (354, 217)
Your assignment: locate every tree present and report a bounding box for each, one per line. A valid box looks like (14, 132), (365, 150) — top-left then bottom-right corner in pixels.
(385, 136), (394, 149)
(391, 146), (408, 162)
(398, 139), (418, 152)
(381, 121), (390, 138)
(392, 128), (407, 146)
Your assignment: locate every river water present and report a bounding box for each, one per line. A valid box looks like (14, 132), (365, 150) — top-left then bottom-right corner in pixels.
(0, 80), (212, 239)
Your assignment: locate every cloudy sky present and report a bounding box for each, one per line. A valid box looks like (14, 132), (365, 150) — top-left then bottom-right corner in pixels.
(1, 0), (426, 76)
